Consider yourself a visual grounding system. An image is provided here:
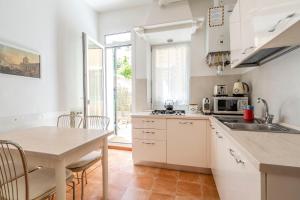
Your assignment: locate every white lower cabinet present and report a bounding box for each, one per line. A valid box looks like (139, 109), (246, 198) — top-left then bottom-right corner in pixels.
(132, 117), (208, 168)
(167, 119), (208, 168)
(133, 139), (166, 163)
(210, 122), (261, 200)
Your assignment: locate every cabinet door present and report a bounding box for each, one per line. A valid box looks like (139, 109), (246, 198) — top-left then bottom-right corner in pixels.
(230, 1), (242, 66)
(240, 0), (257, 56)
(133, 139), (166, 163)
(167, 119), (207, 168)
(252, 0), (300, 47)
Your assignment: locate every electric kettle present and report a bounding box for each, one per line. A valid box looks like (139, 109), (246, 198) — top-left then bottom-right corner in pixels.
(233, 81), (249, 96)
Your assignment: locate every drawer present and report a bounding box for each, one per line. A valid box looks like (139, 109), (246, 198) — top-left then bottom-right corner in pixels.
(132, 129), (166, 140)
(132, 118), (166, 129)
(132, 139), (166, 163)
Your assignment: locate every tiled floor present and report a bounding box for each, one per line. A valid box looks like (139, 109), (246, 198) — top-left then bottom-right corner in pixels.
(65, 149), (219, 200)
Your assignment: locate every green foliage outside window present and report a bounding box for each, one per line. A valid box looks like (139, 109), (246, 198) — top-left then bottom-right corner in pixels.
(117, 56), (132, 79)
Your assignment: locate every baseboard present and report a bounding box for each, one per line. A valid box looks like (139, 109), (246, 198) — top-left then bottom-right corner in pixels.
(133, 161), (212, 174)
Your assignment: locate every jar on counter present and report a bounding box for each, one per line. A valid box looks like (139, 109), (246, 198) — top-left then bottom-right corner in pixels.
(243, 105), (254, 121)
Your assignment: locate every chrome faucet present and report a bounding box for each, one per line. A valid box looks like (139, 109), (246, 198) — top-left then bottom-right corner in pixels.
(257, 98), (274, 124)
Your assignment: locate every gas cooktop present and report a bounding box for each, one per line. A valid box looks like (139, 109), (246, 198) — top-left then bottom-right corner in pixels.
(151, 110), (185, 115)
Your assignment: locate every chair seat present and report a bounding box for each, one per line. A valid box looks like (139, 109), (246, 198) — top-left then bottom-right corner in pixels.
(0, 168), (73, 200)
(67, 150), (102, 171)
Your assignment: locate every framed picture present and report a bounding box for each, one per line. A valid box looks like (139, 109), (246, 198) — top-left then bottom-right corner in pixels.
(0, 42), (41, 78)
(208, 6), (224, 27)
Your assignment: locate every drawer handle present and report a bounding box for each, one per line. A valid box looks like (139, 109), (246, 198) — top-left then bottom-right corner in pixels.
(142, 142), (155, 145)
(179, 121), (193, 125)
(269, 12), (296, 32)
(143, 120), (155, 123)
(143, 131), (155, 134)
(229, 148), (245, 165)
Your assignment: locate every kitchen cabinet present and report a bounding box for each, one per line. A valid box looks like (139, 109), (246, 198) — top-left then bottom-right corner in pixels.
(167, 119), (208, 168)
(229, 0), (242, 65)
(133, 139), (166, 163)
(239, 0), (257, 57)
(132, 116), (209, 169)
(210, 121), (261, 200)
(252, 0), (300, 47)
(132, 118), (167, 163)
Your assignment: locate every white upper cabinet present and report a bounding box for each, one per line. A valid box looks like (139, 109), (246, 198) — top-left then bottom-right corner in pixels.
(252, 0), (300, 47)
(239, 0), (257, 57)
(229, 1), (242, 65)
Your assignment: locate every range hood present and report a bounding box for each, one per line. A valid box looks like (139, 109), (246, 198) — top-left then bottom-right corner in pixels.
(233, 14), (300, 68)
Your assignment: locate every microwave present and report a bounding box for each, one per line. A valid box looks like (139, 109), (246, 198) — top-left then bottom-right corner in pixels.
(213, 97), (248, 115)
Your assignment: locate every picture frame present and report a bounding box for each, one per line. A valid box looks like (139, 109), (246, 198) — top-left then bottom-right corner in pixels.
(0, 41), (41, 78)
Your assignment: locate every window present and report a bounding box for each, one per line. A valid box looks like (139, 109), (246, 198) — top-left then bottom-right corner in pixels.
(151, 43), (190, 108)
(105, 32), (131, 47)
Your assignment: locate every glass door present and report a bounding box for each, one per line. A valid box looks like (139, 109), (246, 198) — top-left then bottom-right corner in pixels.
(83, 33), (105, 122)
(105, 32), (132, 144)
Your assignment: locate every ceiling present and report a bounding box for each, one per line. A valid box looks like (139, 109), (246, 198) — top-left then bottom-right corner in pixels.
(85, 0), (153, 13)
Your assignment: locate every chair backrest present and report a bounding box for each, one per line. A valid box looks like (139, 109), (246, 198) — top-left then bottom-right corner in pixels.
(85, 116), (110, 130)
(57, 114), (83, 128)
(0, 140), (29, 200)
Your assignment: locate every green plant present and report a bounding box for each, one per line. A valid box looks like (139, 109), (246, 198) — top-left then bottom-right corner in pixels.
(117, 56), (132, 79)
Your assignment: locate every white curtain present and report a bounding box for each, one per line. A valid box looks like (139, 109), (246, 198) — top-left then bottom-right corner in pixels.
(151, 43), (190, 109)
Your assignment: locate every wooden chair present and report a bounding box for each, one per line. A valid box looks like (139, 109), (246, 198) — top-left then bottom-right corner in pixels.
(65, 116), (110, 200)
(57, 114), (83, 128)
(0, 140), (75, 200)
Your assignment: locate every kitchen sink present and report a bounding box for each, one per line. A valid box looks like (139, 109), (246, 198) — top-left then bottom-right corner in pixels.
(223, 122), (290, 133)
(215, 116), (300, 134)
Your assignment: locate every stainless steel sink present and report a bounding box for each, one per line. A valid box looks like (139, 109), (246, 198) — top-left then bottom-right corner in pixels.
(215, 116), (300, 134)
(223, 122), (290, 133)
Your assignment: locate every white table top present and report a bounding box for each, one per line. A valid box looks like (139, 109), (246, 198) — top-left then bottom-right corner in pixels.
(0, 126), (112, 158)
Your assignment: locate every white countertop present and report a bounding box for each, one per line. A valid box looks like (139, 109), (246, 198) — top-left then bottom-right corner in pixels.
(132, 112), (300, 175)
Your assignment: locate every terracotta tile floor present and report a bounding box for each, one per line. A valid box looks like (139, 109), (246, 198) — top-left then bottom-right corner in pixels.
(64, 149), (219, 200)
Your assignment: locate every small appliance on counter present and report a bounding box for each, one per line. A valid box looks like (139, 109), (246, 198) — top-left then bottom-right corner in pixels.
(188, 104), (199, 114)
(233, 81), (249, 97)
(202, 98), (211, 115)
(213, 85), (228, 96)
(213, 96), (248, 115)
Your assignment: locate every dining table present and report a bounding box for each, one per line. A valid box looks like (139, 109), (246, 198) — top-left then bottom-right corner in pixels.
(0, 126), (113, 200)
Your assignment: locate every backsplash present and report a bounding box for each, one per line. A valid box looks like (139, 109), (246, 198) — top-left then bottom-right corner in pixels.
(241, 48), (300, 127)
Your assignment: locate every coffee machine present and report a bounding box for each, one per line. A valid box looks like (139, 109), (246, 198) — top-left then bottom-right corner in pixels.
(202, 98), (211, 115)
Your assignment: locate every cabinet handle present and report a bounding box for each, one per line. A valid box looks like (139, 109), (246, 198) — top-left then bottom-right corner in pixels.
(143, 131), (155, 134)
(215, 132), (223, 139)
(143, 120), (154, 123)
(229, 148), (245, 165)
(142, 142), (155, 145)
(269, 13), (296, 32)
(242, 46), (256, 55)
(179, 121), (193, 125)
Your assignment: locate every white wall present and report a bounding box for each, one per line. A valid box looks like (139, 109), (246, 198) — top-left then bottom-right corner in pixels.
(241, 49), (300, 127)
(0, 0), (98, 131)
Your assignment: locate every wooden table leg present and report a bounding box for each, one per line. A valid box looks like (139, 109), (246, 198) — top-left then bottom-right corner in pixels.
(55, 159), (66, 200)
(102, 137), (108, 200)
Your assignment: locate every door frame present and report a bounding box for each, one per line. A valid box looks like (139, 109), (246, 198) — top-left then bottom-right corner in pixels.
(82, 32), (107, 127)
